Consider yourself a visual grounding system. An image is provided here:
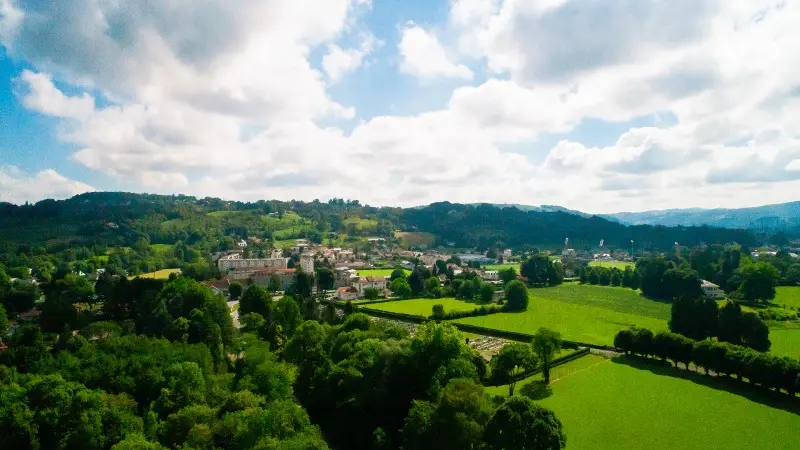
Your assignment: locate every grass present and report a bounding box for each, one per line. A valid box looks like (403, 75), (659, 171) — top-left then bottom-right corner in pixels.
(774, 286), (800, 309)
(504, 355), (800, 449)
(356, 268), (410, 277)
(454, 284), (670, 346)
(150, 243), (173, 255)
(768, 322), (800, 359)
(483, 263), (519, 271)
(588, 260), (634, 270)
(139, 268), (181, 279)
(394, 231), (436, 248)
(484, 351), (599, 397)
(366, 297), (486, 317)
(343, 217), (379, 232)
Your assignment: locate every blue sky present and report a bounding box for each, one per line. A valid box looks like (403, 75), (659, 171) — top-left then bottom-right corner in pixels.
(1, 0), (798, 213)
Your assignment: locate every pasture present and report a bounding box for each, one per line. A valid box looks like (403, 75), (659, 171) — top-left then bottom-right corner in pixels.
(366, 297), (484, 317)
(588, 260), (634, 270)
(356, 268), (410, 277)
(394, 231), (436, 248)
(774, 286), (800, 309)
(138, 268), (182, 279)
(768, 324), (800, 359)
(454, 284), (669, 346)
(483, 263), (519, 271)
(497, 355), (800, 449)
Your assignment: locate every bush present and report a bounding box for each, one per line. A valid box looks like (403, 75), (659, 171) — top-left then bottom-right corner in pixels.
(430, 305), (503, 320)
(504, 281), (528, 311)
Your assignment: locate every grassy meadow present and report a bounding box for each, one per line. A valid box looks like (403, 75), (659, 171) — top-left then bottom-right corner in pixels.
(588, 260), (634, 270)
(774, 286), (800, 309)
(366, 297), (484, 317)
(483, 263), (519, 271)
(355, 268), (410, 278)
(138, 268), (182, 279)
(490, 355), (800, 449)
(394, 231), (436, 248)
(454, 284), (669, 346)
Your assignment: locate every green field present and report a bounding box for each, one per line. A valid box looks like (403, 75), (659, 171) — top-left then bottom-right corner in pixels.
(356, 268), (410, 277)
(367, 298), (484, 317)
(768, 322), (800, 359)
(774, 286), (800, 309)
(394, 231), (436, 248)
(454, 284), (669, 346)
(139, 268), (181, 279)
(483, 263), (519, 271)
(588, 260), (634, 270)
(343, 217), (379, 232)
(150, 243), (173, 254)
(498, 355), (800, 449)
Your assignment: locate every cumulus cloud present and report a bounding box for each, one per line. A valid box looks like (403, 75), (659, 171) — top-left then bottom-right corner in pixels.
(0, 166), (94, 204)
(4, 0), (800, 213)
(399, 24), (473, 80)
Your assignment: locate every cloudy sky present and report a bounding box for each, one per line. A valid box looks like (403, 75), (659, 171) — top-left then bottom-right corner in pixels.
(0, 0), (798, 213)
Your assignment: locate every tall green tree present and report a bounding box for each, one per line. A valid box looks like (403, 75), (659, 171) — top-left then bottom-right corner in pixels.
(483, 396), (566, 450)
(228, 282), (243, 300)
(504, 281), (529, 311)
(732, 260), (779, 302)
(490, 343), (537, 395)
(532, 328), (562, 384)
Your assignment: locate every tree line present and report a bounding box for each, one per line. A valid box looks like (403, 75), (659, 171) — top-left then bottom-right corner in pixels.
(614, 327), (800, 395)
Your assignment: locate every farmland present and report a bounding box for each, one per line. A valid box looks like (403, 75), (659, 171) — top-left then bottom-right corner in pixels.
(355, 268), (410, 277)
(769, 324), (800, 359)
(454, 284), (669, 346)
(588, 260), (634, 270)
(394, 231), (436, 248)
(774, 286), (800, 309)
(495, 355), (800, 449)
(483, 263), (519, 271)
(138, 268), (182, 279)
(366, 297), (484, 317)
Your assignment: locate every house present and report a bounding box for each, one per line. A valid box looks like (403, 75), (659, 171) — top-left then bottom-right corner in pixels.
(701, 280), (724, 299)
(202, 278), (231, 296)
(300, 253), (315, 274)
(480, 270), (499, 281)
(295, 239), (310, 247)
(217, 253), (289, 271)
(503, 248), (512, 258)
(336, 286), (360, 301)
(354, 276), (388, 295)
(252, 268), (296, 291)
(238, 240), (248, 248)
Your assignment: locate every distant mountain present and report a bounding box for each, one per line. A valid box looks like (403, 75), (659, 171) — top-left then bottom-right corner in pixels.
(476, 203), (593, 217)
(602, 201), (800, 232)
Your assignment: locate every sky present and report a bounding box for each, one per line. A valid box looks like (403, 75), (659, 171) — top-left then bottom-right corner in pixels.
(0, 0), (799, 214)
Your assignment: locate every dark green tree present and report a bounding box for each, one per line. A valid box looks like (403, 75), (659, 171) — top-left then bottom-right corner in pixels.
(483, 396), (566, 450)
(504, 281), (529, 312)
(532, 328), (561, 384)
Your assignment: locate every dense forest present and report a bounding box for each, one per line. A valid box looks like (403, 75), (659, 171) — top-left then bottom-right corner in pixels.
(0, 192), (758, 254)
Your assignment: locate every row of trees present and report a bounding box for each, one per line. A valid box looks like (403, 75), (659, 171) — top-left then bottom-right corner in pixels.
(578, 265), (641, 289)
(489, 328), (563, 394)
(670, 298), (771, 351)
(614, 327), (800, 395)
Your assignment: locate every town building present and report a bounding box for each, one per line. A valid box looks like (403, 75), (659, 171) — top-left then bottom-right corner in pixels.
(701, 280), (725, 299)
(300, 253), (315, 274)
(217, 253), (289, 272)
(238, 239), (248, 248)
(336, 286), (360, 301)
(252, 268), (296, 291)
(480, 270), (499, 281)
(354, 276), (388, 296)
(503, 249), (512, 258)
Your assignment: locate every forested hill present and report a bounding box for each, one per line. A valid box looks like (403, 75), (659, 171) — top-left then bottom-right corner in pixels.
(402, 202), (757, 250)
(0, 192), (757, 253)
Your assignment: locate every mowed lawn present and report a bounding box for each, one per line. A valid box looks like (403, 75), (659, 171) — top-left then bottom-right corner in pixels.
(366, 298), (482, 317)
(454, 284), (669, 346)
(774, 286), (800, 309)
(588, 260), (634, 270)
(769, 324), (800, 359)
(512, 355), (800, 449)
(139, 268), (181, 279)
(483, 263), (519, 271)
(356, 268), (410, 277)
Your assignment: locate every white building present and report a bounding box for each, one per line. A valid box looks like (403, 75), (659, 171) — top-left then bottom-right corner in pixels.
(480, 270), (499, 281)
(503, 249), (512, 258)
(300, 253), (315, 274)
(337, 249), (354, 261)
(336, 286), (360, 301)
(238, 240), (248, 248)
(217, 253), (289, 271)
(701, 280), (725, 299)
(354, 276), (388, 295)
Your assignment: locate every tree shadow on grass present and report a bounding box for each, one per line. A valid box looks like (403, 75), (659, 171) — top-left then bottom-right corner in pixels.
(611, 356), (800, 415)
(519, 380), (553, 400)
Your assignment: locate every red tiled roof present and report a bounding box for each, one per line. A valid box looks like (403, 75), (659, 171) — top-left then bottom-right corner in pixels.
(252, 268), (296, 276)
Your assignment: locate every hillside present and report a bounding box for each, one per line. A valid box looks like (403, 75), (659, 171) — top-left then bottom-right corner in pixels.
(0, 193), (758, 254)
(602, 201), (800, 233)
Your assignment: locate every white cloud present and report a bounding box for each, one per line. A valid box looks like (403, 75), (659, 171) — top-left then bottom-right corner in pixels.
(322, 34), (377, 84)
(4, 0), (800, 214)
(399, 24), (473, 80)
(0, 166), (94, 204)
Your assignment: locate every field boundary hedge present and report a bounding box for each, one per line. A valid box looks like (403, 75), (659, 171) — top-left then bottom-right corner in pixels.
(485, 347), (591, 387)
